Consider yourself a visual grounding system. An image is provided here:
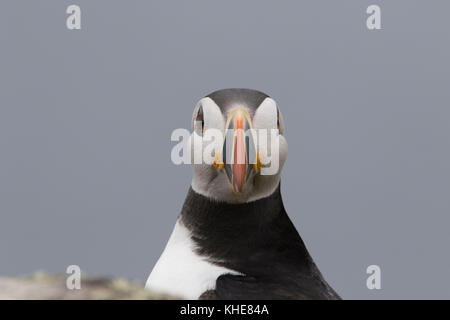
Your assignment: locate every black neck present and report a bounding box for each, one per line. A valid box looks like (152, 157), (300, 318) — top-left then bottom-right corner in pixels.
(181, 185), (285, 230)
(180, 185), (313, 275)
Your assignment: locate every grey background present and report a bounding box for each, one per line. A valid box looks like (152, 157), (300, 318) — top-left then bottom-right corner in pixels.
(1, 1), (449, 299)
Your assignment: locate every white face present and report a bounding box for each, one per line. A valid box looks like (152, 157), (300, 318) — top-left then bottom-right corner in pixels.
(189, 97), (288, 203)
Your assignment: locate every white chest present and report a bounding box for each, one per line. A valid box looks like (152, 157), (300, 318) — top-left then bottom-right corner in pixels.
(145, 220), (241, 299)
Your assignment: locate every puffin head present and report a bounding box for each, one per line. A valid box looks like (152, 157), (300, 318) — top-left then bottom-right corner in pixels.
(188, 89), (288, 203)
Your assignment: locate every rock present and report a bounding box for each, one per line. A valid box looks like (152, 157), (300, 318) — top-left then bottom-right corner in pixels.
(0, 272), (178, 300)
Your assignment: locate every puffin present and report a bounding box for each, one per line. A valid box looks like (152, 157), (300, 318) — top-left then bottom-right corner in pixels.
(146, 89), (340, 300)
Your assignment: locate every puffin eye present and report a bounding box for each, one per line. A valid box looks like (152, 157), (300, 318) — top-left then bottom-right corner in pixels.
(194, 106), (204, 135)
(276, 108), (284, 134)
(277, 109), (280, 130)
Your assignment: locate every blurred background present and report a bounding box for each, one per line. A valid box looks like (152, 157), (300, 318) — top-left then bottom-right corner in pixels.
(0, 1), (449, 299)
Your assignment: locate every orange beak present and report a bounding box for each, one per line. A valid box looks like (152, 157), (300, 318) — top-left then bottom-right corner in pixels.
(221, 108), (256, 194)
(231, 116), (247, 193)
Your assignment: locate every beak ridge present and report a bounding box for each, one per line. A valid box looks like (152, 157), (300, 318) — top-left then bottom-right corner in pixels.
(222, 109), (255, 194)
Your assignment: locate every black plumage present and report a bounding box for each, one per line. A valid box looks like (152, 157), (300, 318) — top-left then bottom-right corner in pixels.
(180, 185), (341, 300)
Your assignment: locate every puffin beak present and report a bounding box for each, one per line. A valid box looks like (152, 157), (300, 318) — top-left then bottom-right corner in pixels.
(221, 108), (256, 194)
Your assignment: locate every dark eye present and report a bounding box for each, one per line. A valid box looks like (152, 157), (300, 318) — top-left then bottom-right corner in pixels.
(276, 108), (284, 134)
(277, 109), (280, 130)
(195, 106), (204, 134)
